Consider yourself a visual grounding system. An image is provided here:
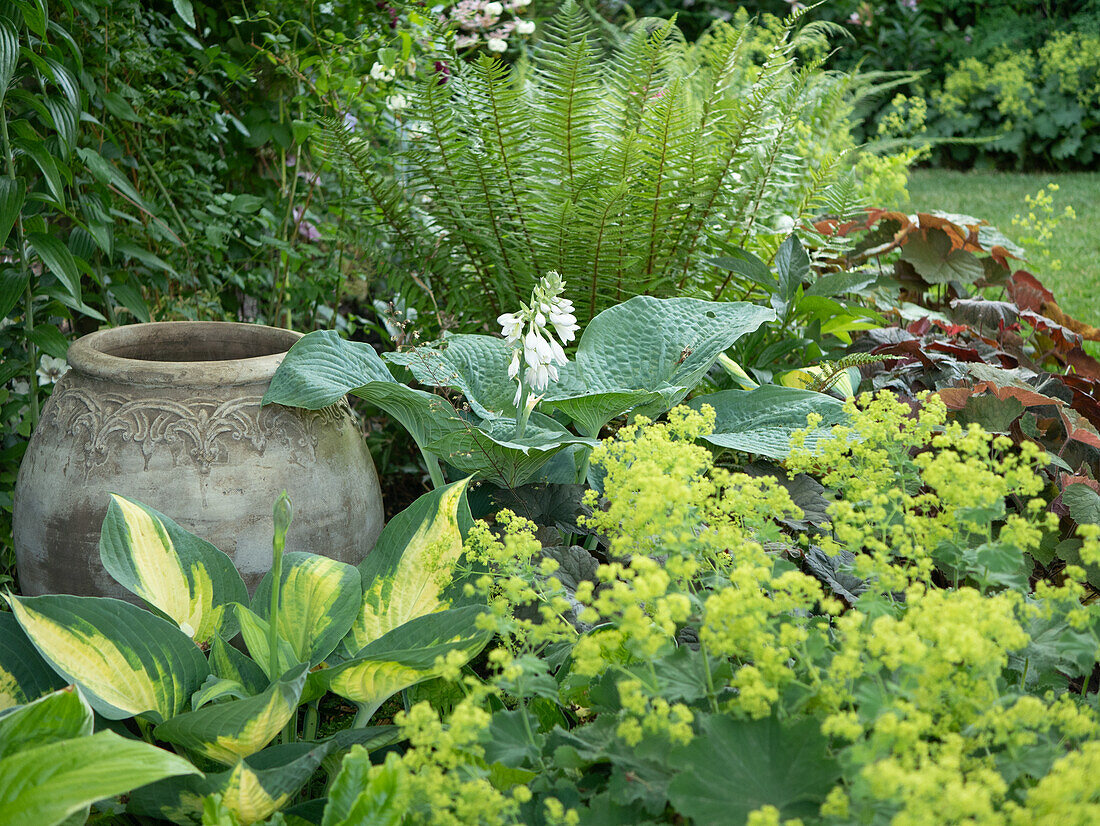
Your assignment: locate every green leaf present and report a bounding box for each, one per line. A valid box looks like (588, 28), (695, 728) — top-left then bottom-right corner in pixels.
(4, 593), (211, 722)
(323, 748), (404, 826)
(0, 611), (64, 711)
(156, 664), (309, 765)
(263, 330), (395, 410)
(210, 636), (268, 697)
(900, 228), (985, 285)
(234, 605), (302, 683)
(0, 730), (199, 826)
(15, 137), (65, 206)
(346, 479), (474, 655)
(707, 248), (775, 290)
(191, 675), (250, 710)
(27, 322), (68, 359)
(426, 411), (595, 488)
(0, 687), (92, 760)
(0, 20), (18, 104)
(76, 148), (158, 219)
(804, 270), (877, 298)
(0, 176), (24, 250)
(1063, 484), (1100, 525)
(101, 90), (141, 122)
(323, 606), (492, 716)
(0, 267), (29, 319)
(544, 296), (776, 435)
(173, 0), (197, 28)
(100, 494), (248, 644)
(688, 385), (847, 460)
(384, 334), (518, 419)
(252, 552), (362, 666)
(667, 715), (840, 825)
(265, 332), (590, 485)
(109, 279), (151, 322)
(772, 234), (810, 321)
(130, 732), (396, 826)
(27, 232), (80, 301)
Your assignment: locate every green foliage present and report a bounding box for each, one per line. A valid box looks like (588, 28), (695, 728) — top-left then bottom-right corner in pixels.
(930, 30), (1100, 169)
(328, 2), (900, 329)
(316, 397), (1100, 824)
(0, 481), (485, 822)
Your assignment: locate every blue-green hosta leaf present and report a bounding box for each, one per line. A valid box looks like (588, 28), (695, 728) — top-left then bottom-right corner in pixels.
(0, 612), (64, 711)
(384, 334), (518, 419)
(252, 552), (361, 666)
(544, 297), (776, 434)
(210, 636), (268, 696)
(156, 663), (309, 765)
(129, 732), (398, 825)
(0, 687), (92, 760)
(667, 715), (840, 825)
(262, 330), (395, 410)
(324, 606), (492, 716)
(4, 593), (211, 722)
(0, 730), (199, 826)
(234, 605), (302, 683)
(100, 494), (248, 644)
(347, 479), (473, 655)
(426, 412), (596, 488)
(687, 385), (847, 460)
(264, 330), (587, 485)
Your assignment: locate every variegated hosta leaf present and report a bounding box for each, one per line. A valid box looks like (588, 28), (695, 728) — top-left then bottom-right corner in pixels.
(252, 552), (362, 665)
(0, 687), (92, 760)
(129, 730), (399, 826)
(192, 675), (250, 710)
(210, 635), (268, 696)
(156, 663), (308, 765)
(345, 478), (473, 655)
(324, 605), (492, 716)
(0, 730), (199, 826)
(99, 494), (248, 643)
(4, 594), (210, 722)
(234, 604), (302, 682)
(0, 612), (64, 711)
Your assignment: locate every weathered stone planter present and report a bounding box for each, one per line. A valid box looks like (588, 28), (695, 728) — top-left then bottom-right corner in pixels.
(14, 321), (384, 599)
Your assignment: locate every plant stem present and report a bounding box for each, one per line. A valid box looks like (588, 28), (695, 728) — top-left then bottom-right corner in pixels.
(514, 381), (531, 440)
(353, 700), (382, 728)
(268, 493), (292, 684)
(418, 442), (445, 489)
(303, 702), (320, 741)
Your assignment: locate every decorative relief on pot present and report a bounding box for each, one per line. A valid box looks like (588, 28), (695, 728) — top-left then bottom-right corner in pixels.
(40, 387), (322, 478)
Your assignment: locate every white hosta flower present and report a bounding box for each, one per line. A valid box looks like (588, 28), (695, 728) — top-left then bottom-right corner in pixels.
(36, 355), (69, 385)
(497, 311), (523, 343)
(500, 271), (576, 409)
(487, 37), (507, 53)
(515, 19), (535, 34)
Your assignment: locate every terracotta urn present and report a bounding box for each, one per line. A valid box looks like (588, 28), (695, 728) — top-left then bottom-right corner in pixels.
(13, 321), (384, 598)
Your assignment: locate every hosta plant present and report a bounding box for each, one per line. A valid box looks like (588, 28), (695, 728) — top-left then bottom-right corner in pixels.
(266, 285), (848, 495)
(0, 479), (490, 824)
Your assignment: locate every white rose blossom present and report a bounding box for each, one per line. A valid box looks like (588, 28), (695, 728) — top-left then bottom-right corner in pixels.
(497, 272), (577, 413)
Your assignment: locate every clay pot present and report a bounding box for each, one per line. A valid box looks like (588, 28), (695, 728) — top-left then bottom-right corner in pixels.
(14, 321), (384, 598)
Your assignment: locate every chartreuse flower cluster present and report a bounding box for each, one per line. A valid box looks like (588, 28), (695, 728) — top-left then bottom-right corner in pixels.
(331, 391), (1100, 825)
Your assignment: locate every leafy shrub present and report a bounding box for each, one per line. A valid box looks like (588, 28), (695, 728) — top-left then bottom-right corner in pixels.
(929, 30), (1100, 169)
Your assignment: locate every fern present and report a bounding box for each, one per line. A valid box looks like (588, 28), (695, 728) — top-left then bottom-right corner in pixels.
(345, 1), (891, 328)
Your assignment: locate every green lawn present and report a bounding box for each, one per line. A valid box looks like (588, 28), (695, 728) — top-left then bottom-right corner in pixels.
(901, 169), (1100, 327)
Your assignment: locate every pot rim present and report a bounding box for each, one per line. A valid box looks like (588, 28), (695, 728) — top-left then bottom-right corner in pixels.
(67, 321), (304, 387)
